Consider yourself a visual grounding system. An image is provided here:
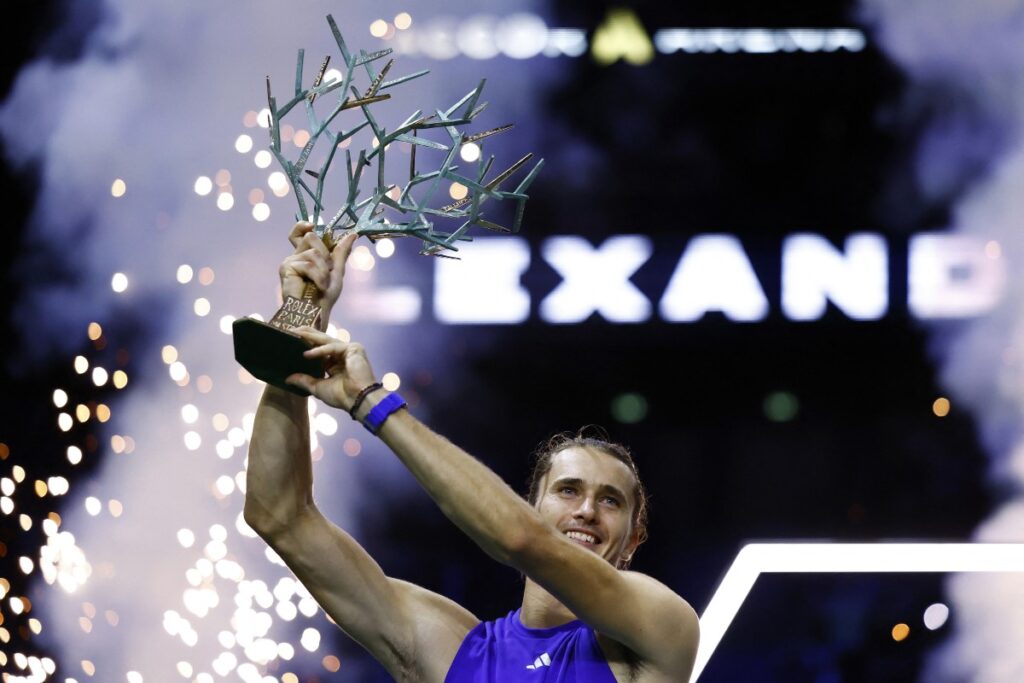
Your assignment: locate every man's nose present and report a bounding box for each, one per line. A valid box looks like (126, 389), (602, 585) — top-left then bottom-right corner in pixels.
(573, 496), (597, 521)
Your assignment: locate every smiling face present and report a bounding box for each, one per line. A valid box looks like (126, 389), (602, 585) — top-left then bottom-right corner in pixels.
(534, 446), (641, 569)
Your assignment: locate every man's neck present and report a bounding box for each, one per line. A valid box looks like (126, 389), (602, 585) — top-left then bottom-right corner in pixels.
(519, 578), (578, 628)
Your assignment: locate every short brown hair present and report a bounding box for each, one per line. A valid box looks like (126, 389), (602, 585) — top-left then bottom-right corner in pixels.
(526, 427), (649, 569)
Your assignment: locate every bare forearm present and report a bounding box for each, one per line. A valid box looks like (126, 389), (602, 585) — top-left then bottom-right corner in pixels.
(244, 386), (315, 537)
(372, 404), (541, 564)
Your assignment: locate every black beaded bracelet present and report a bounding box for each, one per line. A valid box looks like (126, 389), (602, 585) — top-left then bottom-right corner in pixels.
(348, 382), (383, 418)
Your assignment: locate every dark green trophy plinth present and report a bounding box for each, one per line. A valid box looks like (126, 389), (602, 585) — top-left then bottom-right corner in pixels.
(232, 293), (323, 396)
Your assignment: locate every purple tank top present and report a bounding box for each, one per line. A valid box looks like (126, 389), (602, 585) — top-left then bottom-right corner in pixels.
(444, 609), (618, 682)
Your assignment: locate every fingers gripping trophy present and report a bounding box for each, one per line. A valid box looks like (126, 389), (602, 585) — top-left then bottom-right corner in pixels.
(232, 14), (543, 395)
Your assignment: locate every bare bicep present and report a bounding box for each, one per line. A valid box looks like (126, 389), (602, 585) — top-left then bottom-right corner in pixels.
(266, 511), (478, 680)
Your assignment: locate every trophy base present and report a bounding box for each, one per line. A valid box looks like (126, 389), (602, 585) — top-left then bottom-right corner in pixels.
(232, 317), (323, 397)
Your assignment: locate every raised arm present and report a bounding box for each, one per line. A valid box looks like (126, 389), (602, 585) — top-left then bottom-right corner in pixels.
(288, 331), (699, 680)
(243, 225), (476, 680)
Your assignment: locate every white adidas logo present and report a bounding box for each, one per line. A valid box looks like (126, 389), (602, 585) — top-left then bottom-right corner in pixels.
(526, 652), (552, 670)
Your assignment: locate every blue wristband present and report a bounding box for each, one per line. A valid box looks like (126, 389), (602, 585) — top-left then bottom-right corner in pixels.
(361, 392), (407, 434)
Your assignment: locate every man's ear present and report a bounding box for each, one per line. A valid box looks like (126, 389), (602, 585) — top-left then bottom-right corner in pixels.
(617, 528), (642, 569)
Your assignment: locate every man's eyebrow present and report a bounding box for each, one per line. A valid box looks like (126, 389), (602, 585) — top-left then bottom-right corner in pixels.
(551, 477), (583, 489)
(597, 483), (628, 502)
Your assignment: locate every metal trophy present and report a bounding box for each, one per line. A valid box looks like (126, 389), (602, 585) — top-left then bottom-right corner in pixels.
(232, 14), (543, 395)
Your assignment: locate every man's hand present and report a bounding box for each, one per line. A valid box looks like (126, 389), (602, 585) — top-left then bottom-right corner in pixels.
(286, 327), (378, 411)
(280, 222), (358, 325)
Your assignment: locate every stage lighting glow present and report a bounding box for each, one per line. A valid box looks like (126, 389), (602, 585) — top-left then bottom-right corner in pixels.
(611, 393), (648, 424)
(313, 413), (338, 436)
(546, 29), (588, 57)
(181, 404), (199, 424)
(194, 176), (213, 196)
(216, 192), (234, 211)
(162, 344), (178, 364)
(87, 322), (102, 340)
(212, 413), (229, 432)
(268, 171), (289, 197)
(350, 246), (375, 272)
(95, 404), (110, 422)
(540, 236), (652, 323)
(215, 169), (231, 186)
(370, 19), (389, 38)
(382, 372), (401, 391)
(218, 315), (235, 335)
(234, 134), (253, 154)
(496, 13), (548, 59)
(460, 142), (481, 162)
(375, 238), (395, 258)
(301, 627), (321, 652)
(169, 361), (187, 382)
(111, 272), (129, 293)
(57, 414), (73, 432)
(323, 68), (343, 86)
(52, 389), (67, 408)
(293, 129), (311, 148)
(74, 355), (88, 373)
(933, 397), (951, 417)
(415, 18), (459, 60)
(252, 202), (270, 222)
(215, 439), (233, 459)
(458, 16), (501, 60)
(395, 12), (413, 30)
(112, 370), (128, 389)
(110, 178), (127, 198)
(782, 234), (888, 320)
(194, 297), (211, 317)
(254, 150), (272, 168)
(448, 182), (468, 200)
(199, 267), (215, 285)
(924, 603), (949, 630)
(343, 438), (362, 457)
(892, 623), (910, 641)
(66, 446), (82, 465)
(660, 235), (768, 322)
(91, 367), (108, 387)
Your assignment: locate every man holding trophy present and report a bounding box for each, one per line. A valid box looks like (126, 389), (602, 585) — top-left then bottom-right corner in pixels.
(236, 15), (698, 681)
(243, 221), (699, 682)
